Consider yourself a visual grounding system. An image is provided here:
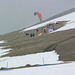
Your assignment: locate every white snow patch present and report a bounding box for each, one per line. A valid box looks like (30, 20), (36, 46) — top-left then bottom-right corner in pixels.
(0, 41), (6, 44)
(0, 50), (62, 68)
(0, 48), (12, 57)
(0, 62), (75, 75)
(0, 41), (12, 57)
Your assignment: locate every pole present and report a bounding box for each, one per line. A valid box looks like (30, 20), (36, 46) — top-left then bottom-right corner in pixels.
(42, 57), (44, 65)
(7, 62), (8, 70)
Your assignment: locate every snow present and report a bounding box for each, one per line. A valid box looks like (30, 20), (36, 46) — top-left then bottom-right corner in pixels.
(53, 12), (75, 32)
(0, 41), (12, 57)
(0, 48), (11, 57)
(0, 41), (6, 44)
(0, 62), (75, 75)
(22, 12), (75, 32)
(0, 50), (62, 68)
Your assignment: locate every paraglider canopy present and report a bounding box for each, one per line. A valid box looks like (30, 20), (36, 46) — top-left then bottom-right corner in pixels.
(48, 29), (53, 32)
(38, 33), (43, 36)
(34, 12), (42, 22)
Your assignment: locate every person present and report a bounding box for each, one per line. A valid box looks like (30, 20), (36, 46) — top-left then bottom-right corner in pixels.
(44, 29), (46, 33)
(36, 29), (38, 33)
(52, 25), (55, 30)
(47, 25), (49, 28)
(30, 33), (32, 37)
(32, 33), (35, 37)
(25, 33), (29, 36)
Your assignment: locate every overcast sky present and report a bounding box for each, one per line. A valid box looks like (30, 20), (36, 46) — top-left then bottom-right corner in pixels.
(0, 0), (75, 35)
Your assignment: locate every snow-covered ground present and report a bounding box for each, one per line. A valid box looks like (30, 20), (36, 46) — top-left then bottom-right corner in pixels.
(0, 41), (12, 57)
(0, 62), (75, 75)
(0, 47), (11, 57)
(0, 50), (62, 68)
(0, 11), (75, 74)
(0, 40), (6, 44)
